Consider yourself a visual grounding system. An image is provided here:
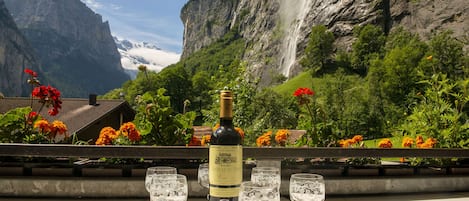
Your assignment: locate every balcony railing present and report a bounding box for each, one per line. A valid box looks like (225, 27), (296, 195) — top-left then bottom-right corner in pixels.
(1, 143), (469, 159)
(1, 143), (469, 197)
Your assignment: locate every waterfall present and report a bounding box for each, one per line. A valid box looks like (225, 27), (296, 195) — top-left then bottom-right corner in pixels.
(279, 0), (312, 77)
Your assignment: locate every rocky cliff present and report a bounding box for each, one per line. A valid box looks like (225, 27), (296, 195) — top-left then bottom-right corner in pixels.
(181, 0), (468, 85)
(4, 0), (130, 97)
(0, 0), (41, 97)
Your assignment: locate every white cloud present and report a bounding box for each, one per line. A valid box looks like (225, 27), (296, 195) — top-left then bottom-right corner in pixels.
(120, 47), (180, 72)
(81, 0), (102, 10)
(110, 4), (122, 10)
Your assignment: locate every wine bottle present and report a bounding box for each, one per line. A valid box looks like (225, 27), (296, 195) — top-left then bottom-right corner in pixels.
(209, 90), (243, 201)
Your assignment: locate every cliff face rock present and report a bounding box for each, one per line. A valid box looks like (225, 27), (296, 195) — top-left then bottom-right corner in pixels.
(0, 0), (40, 96)
(390, 0), (468, 42)
(181, 0), (468, 85)
(180, 0), (239, 58)
(4, 0), (130, 97)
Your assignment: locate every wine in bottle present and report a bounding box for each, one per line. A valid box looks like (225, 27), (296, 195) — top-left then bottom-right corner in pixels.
(209, 90), (243, 201)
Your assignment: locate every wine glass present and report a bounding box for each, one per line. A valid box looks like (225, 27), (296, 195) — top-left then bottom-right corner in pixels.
(149, 174), (188, 201)
(250, 166), (281, 187)
(239, 181), (279, 201)
(289, 173), (325, 201)
(145, 166), (177, 192)
(197, 163), (210, 200)
(250, 166), (281, 200)
(198, 163), (209, 188)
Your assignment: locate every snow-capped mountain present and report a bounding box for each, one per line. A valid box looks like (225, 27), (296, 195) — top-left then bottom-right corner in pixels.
(114, 36), (181, 79)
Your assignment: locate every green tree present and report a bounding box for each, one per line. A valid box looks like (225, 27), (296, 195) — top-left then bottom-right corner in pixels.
(399, 74), (469, 148)
(300, 25), (335, 74)
(191, 71), (213, 111)
(351, 24), (386, 76)
(157, 65), (193, 113)
(381, 45), (425, 107)
(424, 30), (466, 80)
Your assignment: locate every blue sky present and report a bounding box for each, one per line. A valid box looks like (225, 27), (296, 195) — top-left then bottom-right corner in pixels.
(82, 0), (188, 53)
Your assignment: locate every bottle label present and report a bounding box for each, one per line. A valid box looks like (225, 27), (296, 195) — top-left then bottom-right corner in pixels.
(209, 145), (243, 197)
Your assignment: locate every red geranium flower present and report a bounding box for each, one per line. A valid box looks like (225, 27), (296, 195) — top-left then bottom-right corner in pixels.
(293, 87), (315, 97)
(293, 87), (315, 105)
(24, 68), (38, 77)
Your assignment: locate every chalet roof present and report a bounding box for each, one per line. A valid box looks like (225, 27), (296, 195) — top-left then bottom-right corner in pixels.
(0, 97), (135, 135)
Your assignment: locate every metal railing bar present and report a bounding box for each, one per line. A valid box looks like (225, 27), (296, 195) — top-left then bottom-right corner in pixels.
(1, 143), (469, 159)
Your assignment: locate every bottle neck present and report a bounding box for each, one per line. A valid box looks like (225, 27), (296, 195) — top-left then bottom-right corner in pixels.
(219, 118), (234, 127)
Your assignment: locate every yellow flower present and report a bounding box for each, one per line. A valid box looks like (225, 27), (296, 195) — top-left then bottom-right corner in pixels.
(426, 55), (433, 61)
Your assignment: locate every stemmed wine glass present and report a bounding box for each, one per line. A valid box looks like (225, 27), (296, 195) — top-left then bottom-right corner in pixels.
(289, 173), (325, 201)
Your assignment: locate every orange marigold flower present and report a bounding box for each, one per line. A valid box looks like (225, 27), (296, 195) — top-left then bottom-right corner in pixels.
(352, 135), (363, 143)
(426, 138), (437, 146)
(188, 135), (201, 146)
(95, 137), (110, 146)
(235, 127), (245, 139)
(96, 127), (119, 145)
(256, 131), (272, 147)
(416, 135), (424, 145)
(50, 120), (67, 135)
(120, 122), (141, 142)
(275, 129), (290, 145)
(340, 139), (356, 148)
(201, 135), (211, 146)
(418, 138), (437, 148)
(402, 137), (414, 148)
(34, 119), (50, 133)
(378, 138), (393, 148)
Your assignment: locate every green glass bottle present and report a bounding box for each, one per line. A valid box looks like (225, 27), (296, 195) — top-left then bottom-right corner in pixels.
(209, 90), (243, 201)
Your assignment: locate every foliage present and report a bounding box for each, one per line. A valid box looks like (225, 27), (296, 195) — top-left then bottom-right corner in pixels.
(0, 69), (68, 143)
(273, 71), (315, 96)
(425, 30), (466, 80)
(0, 107), (34, 142)
(398, 74), (469, 149)
(133, 88), (195, 146)
(300, 25), (335, 73)
(350, 24), (386, 76)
